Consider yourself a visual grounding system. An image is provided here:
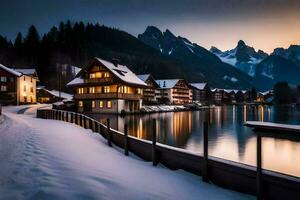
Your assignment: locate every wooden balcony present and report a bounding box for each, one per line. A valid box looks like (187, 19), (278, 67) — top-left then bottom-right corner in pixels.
(84, 77), (114, 84)
(74, 93), (142, 100)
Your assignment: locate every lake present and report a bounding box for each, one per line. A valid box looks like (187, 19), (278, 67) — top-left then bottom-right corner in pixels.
(89, 105), (300, 177)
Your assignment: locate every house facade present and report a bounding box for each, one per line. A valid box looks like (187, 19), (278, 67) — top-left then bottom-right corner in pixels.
(137, 74), (160, 104)
(155, 79), (192, 104)
(0, 64), (37, 105)
(189, 83), (210, 104)
(67, 58), (147, 114)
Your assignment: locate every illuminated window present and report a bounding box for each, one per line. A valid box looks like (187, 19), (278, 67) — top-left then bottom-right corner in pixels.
(95, 72), (102, 78)
(92, 101), (95, 108)
(137, 88), (142, 94)
(0, 76), (7, 82)
(89, 87), (95, 93)
(89, 73), (96, 79)
(104, 72), (110, 78)
(107, 100), (112, 108)
(78, 101), (83, 107)
(99, 100), (104, 108)
(124, 86), (128, 93)
(104, 86), (110, 93)
(30, 87), (34, 93)
(1, 85), (7, 91)
(78, 88), (84, 94)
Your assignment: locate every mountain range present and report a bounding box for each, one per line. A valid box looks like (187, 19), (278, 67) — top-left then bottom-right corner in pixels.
(209, 40), (300, 90)
(138, 26), (253, 89)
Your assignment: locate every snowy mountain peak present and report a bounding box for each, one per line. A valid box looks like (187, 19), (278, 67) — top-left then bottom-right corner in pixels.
(210, 40), (268, 76)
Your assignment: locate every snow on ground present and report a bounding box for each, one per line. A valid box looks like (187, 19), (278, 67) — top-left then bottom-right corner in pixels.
(0, 105), (254, 200)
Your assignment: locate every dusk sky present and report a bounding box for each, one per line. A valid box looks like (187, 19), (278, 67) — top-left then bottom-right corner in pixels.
(0, 0), (300, 53)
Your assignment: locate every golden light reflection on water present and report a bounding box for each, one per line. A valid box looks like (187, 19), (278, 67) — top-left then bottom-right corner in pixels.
(92, 105), (300, 177)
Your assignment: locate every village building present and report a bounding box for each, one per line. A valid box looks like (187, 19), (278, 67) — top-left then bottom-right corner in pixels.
(137, 74), (160, 105)
(67, 57), (147, 114)
(37, 87), (73, 103)
(0, 64), (38, 105)
(155, 79), (192, 104)
(257, 90), (273, 104)
(189, 83), (210, 104)
(211, 88), (224, 105)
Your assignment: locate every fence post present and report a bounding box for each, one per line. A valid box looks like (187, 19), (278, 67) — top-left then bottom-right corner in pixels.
(83, 116), (87, 129)
(70, 113), (73, 123)
(124, 124), (129, 156)
(89, 118), (93, 131)
(66, 112), (69, 122)
(94, 120), (98, 132)
(152, 119), (157, 166)
(202, 121), (209, 182)
(80, 114), (83, 127)
(107, 118), (112, 147)
(257, 134), (263, 200)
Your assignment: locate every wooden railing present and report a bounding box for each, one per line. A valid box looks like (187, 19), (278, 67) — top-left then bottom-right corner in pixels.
(36, 109), (300, 200)
(74, 93), (142, 100)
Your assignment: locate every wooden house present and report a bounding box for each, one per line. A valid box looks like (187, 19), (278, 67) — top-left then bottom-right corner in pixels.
(155, 79), (192, 104)
(0, 64), (38, 105)
(137, 74), (160, 104)
(67, 58), (147, 114)
(189, 83), (210, 104)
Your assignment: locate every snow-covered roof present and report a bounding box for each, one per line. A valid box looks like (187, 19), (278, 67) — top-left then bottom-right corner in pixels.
(190, 83), (207, 90)
(137, 74), (151, 82)
(14, 68), (37, 76)
(39, 88), (73, 100)
(155, 79), (181, 89)
(95, 58), (146, 86)
(0, 64), (22, 76)
(67, 77), (84, 87)
(68, 57), (147, 87)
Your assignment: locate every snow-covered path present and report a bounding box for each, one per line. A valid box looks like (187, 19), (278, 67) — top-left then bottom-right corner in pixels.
(0, 105), (254, 200)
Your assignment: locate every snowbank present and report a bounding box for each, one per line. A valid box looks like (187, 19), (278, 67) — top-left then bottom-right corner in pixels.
(0, 106), (253, 200)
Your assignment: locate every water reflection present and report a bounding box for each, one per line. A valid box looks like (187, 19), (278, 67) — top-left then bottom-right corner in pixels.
(89, 105), (300, 177)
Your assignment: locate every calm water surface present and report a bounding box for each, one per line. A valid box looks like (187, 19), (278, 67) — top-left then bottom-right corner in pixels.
(90, 105), (300, 177)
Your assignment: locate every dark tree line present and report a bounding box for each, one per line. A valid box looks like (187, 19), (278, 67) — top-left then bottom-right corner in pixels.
(0, 21), (183, 90)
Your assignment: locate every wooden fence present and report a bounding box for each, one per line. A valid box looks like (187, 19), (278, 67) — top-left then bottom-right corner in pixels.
(36, 109), (300, 200)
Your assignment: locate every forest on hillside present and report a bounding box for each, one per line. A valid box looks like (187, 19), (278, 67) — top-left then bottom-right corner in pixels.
(0, 21), (185, 90)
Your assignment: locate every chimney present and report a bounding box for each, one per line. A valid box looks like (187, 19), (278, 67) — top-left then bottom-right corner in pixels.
(111, 58), (120, 67)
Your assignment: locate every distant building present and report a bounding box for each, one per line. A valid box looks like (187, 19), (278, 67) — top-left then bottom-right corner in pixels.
(257, 90), (273, 103)
(37, 87), (73, 103)
(211, 88), (224, 105)
(67, 57), (147, 114)
(155, 79), (192, 104)
(0, 64), (38, 105)
(137, 74), (160, 104)
(189, 83), (210, 104)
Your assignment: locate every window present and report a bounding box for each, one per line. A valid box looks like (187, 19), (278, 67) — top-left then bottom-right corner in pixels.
(30, 87), (34, 93)
(92, 101), (95, 108)
(89, 87), (95, 93)
(107, 100), (112, 108)
(23, 76), (26, 81)
(137, 88), (142, 94)
(10, 77), (14, 82)
(78, 88), (84, 94)
(30, 77), (33, 82)
(0, 85), (7, 92)
(124, 86), (128, 93)
(24, 85), (26, 92)
(78, 101), (83, 107)
(95, 72), (102, 78)
(99, 100), (104, 108)
(89, 73), (96, 79)
(104, 72), (110, 78)
(0, 76), (7, 82)
(104, 86), (110, 93)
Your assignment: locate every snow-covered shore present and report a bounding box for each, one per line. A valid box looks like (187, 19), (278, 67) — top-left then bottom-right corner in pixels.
(0, 105), (253, 200)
